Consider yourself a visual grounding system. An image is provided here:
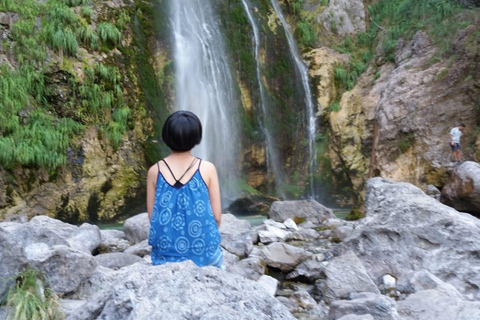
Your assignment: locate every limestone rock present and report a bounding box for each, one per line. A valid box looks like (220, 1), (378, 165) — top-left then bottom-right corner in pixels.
(338, 315), (375, 320)
(66, 261), (296, 320)
(322, 251), (379, 303)
(425, 185), (441, 201)
(123, 213), (149, 244)
(68, 223), (102, 253)
(222, 249), (240, 272)
(347, 178), (480, 300)
(260, 242), (310, 273)
(269, 200), (334, 224)
(441, 161), (480, 214)
(219, 213), (253, 257)
(94, 252), (144, 270)
(329, 292), (400, 320)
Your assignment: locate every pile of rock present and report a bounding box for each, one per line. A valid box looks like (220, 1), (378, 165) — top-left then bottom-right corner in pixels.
(1, 177), (480, 319)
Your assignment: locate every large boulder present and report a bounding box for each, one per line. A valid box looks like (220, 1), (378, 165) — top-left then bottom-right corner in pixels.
(346, 178), (480, 300)
(329, 293), (400, 320)
(322, 251), (380, 303)
(441, 161), (480, 214)
(260, 242), (310, 273)
(123, 213), (150, 244)
(268, 200), (334, 224)
(219, 213), (253, 257)
(68, 223), (102, 253)
(94, 252), (144, 270)
(66, 261), (296, 320)
(98, 229), (130, 253)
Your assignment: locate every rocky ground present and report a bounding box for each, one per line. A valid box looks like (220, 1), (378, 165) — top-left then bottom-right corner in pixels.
(1, 173), (480, 319)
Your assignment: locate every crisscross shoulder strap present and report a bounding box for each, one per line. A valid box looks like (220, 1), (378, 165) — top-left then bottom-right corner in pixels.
(161, 157), (198, 184)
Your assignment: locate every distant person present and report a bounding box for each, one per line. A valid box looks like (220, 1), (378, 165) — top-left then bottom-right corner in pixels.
(449, 123), (465, 163)
(146, 110), (223, 268)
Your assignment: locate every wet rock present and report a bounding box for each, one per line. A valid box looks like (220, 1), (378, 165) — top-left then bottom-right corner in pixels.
(441, 161), (480, 214)
(219, 213), (253, 257)
(322, 251), (379, 303)
(260, 242), (310, 273)
(329, 292), (399, 320)
(347, 178), (480, 300)
(94, 252), (144, 270)
(269, 200), (334, 224)
(66, 261), (296, 320)
(123, 213), (149, 244)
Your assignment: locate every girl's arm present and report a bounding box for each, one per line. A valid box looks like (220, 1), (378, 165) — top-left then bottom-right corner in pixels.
(203, 162), (222, 227)
(146, 165), (158, 220)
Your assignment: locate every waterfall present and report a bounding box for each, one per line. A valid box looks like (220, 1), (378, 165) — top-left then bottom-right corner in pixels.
(240, 0), (284, 190)
(170, 0), (241, 203)
(270, 0), (317, 198)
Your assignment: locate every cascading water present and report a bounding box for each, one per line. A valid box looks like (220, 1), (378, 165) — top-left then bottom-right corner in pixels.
(170, 0), (241, 203)
(270, 0), (317, 198)
(240, 0), (284, 190)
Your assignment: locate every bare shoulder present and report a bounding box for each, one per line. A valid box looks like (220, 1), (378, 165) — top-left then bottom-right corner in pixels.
(147, 163), (160, 179)
(199, 160), (218, 180)
(200, 160), (216, 171)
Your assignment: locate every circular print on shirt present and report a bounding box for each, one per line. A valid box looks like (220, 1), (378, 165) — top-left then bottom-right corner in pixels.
(157, 235), (172, 252)
(194, 200), (206, 217)
(177, 193), (189, 210)
(206, 243), (218, 258)
(160, 191), (172, 207)
(159, 208), (172, 225)
(172, 212), (185, 231)
(192, 238), (205, 255)
(189, 177), (200, 191)
(188, 220), (202, 237)
(175, 237), (189, 254)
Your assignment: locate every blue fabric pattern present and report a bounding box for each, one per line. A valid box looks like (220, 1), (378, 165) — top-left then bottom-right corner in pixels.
(148, 167), (223, 268)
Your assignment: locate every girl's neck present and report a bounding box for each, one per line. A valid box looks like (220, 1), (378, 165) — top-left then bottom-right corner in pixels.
(170, 150), (192, 157)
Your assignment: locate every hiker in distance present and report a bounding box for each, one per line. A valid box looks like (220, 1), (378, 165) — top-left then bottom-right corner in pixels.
(449, 123), (465, 163)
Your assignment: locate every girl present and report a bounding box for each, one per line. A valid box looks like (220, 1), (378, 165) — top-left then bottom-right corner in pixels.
(146, 110), (223, 268)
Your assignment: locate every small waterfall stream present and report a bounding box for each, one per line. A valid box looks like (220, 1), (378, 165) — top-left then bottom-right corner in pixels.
(240, 0), (284, 191)
(270, 0), (317, 198)
(170, 0), (240, 202)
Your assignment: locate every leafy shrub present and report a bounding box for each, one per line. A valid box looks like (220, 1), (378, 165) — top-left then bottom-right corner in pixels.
(97, 22), (122, 46)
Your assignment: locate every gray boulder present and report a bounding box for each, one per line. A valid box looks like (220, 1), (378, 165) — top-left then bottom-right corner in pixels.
(219, 213), (253, 257)
(322, 251), (379, 303)
(338, 315), (375, 320)
(123, 213), (149, 244)
(98, 229), (130, 253)
(0, 223), (29, 300)
(269, 200), (334, 224)
(441, 161), (480, 214)
(28, 215), (76, 247)
(94, 252), (144, 270)
(346, 178), (480, 300)
(286, 259), (324, 283)
(230, 256), (266, 280)
(329, 292), (400, 320)
(257, 275), (278, 297)
(123, 239), (152, 257)
(66, 261), (296, 320)
(27, 244), (97, 295)
(320, 0), (366, 36)
(260, 242), (310, 273)
(68, 223), (102, 253)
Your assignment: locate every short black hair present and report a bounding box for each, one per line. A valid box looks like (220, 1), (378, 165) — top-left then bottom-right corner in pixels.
(459, 123), (466, 128)
(162, 110), (202, 151)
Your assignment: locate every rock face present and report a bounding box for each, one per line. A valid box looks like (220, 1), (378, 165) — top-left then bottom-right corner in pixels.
(269, 200), (334, 224)
(67, 261), (296, 320)
(441, 161), (480, 214)
(346, 178), (480, 300)
(328, 25), (480, 199)
(320, 0), (366, 36)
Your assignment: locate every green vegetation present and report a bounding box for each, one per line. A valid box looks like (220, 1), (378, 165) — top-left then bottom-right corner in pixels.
(0, 0), (134, 171)
(295, 19), (316, 47)
(3, 268), (63, 320)
(330, 0), (474, 93)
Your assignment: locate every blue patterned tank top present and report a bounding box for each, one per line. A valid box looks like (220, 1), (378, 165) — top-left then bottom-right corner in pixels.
(148, 158), (223, 268)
